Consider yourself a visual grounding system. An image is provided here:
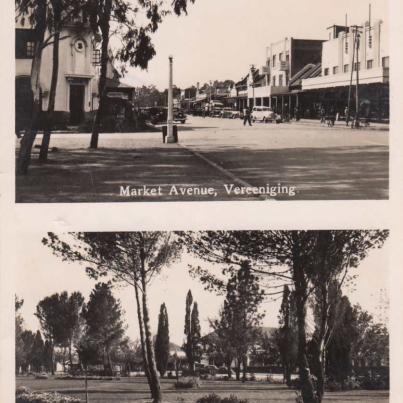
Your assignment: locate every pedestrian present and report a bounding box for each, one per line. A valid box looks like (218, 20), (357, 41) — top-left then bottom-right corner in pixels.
(320, 105), (326, 124)
(294, 106), (300, 121)
(243, 106), (252, 126)
(344, 106), (349, 126)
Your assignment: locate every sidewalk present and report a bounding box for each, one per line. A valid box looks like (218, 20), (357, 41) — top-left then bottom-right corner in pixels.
(293, 118), (389, 131)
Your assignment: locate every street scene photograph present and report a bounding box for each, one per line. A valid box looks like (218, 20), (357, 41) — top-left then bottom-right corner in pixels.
(14, 0), (389, 202)
(15, 230), (389, 403)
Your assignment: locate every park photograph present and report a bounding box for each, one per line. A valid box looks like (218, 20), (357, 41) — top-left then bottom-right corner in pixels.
(14, 0), (390, 202)
(15, 230), (390, 403)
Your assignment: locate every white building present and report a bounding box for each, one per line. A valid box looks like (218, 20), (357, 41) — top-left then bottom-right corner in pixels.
(299, 20), (389, 120)
(15, 15), (126, 129)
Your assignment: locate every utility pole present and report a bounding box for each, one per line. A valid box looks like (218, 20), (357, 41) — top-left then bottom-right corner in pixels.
(166, 55), (175, 143)
(354, 29), (361, 128)
(346, 25), (362, 128)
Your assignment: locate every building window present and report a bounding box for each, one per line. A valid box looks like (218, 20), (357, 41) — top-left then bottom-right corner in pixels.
(279, 52), (283, 61)
(367, 59), (373, 69)
(353, 62), (361, 71)
(324, 68), (329, 76)
(333, 66), (339, 74)
(345, 39), (348, 54)
(74, 39), (85, 52)
(382, 56), (389, 68)
(272, 76), (276, 86)
(92, 49), (101, 65)
(286, 54), (290, 63)
(343, 64), (349, 73)
(279, 75), (283, 86)
(26, 41), (35, 57)
(272, 55), (276, 68)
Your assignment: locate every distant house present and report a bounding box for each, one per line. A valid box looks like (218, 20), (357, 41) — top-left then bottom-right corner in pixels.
(200, 326), (279, 369)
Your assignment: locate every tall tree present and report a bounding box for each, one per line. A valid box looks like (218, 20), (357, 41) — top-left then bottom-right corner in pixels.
(16, 0), (47, 174)
(15, 296), (25, 374)
(31, 330), (45, 372)
(43, 231), (181, 403)
(213, 261), (264, 381)
(155, 303), (169, 377)
(180, 230), (388, 403)
(35, 291), (84, 374)
(88, 0), (196, 148)
(183, 290), (201, 371)
(82, 282), (125, 375)
(39, 0), (85, 161)
(276, 285), (298, 386)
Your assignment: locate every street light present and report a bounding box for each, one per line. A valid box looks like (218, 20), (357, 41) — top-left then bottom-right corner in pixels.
(166, 55), (175, 143)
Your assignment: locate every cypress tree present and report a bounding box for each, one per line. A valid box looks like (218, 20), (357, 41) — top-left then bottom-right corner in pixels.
(155, 303), (170, 377)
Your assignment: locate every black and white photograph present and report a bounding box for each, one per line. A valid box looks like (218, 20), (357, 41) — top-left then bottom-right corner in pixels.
(14, 0), (389, 202)
(15, 230), (390, 403)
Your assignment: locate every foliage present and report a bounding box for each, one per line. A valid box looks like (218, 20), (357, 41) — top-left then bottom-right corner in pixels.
(196, 394), (248, 403)
(16, 296), (26, 372)
(211, 261), (265, 381)
(81, 282), (126, 375)
(16, 386), (81, 403)
(275, 285), (298, 385)
(155, 303), (170, 377)
(179, 230), (388, 403)
(183, 290), (202, 370)
(43, 232), (181, 403)
(174, 377), (200, 389)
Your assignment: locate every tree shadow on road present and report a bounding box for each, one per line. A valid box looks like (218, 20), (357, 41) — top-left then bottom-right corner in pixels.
(15, 145), (388, 202)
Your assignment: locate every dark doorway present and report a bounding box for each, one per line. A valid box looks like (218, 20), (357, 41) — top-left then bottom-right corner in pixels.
(69, 84), (85, 124)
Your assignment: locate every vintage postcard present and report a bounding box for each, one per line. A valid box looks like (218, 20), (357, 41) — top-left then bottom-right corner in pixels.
(1, 0), (402, 403)
(13, 0), (389, 202)
(11, 230), (391, 403)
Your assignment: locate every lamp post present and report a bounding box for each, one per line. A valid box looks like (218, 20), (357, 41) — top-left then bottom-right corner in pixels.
(166, 55), (175, 143)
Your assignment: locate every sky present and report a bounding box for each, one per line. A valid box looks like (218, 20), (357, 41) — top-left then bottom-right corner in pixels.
(16, 232), (389, 346)
(117, 0), (389, 90)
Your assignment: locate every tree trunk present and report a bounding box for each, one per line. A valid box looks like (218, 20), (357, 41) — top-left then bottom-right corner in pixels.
(39, 6), (61, 162)
(50, 343), (55, 375)
(294, 263), (317, 403)
(242, 355), (247, 382)
(90, 0), (112, 149)
(133, 283), (151, 384)
(16, 0), (46, 175)
(140, 260), (162, 403)
(235, 360), (240, 381)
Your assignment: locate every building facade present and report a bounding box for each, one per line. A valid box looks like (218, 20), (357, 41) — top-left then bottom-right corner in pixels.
(300, 19), (389, 120)
(15, 16), (134, 130)
(232, 37), (324, 114)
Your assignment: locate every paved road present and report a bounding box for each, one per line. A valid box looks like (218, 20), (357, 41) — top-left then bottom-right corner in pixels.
(16, 116), (388, 202)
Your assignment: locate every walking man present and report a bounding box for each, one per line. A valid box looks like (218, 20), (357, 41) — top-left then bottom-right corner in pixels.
(243, 106), (252, 126)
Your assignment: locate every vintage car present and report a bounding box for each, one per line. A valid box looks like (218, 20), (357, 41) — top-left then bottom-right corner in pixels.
(251, 106), (276, 122)
(143, 107), (186, 124)
(219, 107), (234, 118)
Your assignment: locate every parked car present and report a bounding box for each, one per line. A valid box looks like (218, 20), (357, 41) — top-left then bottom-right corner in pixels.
(173, 108), (187, 124)
(251, 106), (276, 122)
(144, 107), (186, 124)
(209, 101), (224, 117)
(220, 107), (234, 118)
(231, 110), (241, 119)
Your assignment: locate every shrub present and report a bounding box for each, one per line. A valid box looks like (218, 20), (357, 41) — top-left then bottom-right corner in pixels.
(34, 374), (49, 380)
(359, 374), (389, 390)
(196, 394), (248, 403)
(174, 377), (200, 389)
(16, 389), (81, 403)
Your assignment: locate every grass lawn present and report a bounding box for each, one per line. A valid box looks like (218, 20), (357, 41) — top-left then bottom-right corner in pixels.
(16, 376), (389, 403)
